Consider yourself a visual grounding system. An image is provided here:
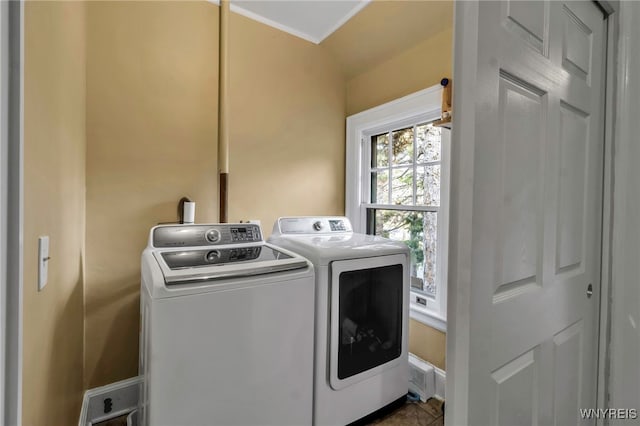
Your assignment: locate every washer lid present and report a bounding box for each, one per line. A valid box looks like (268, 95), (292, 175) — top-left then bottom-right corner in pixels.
(153, 244), (309, 285)
(161, 245), (290, 269)
(268, 232), (409, 266)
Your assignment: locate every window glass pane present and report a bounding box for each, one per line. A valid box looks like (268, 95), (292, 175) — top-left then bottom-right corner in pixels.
(372, 133), (389, 168)
(371, 209), (438, 296)
(391, 167), (413, 205)
(373, 210), (424, 291)
(371, 170), (389, 204)
(416, 123), (441, 163)
(416, 164), (440, 206)
(423, 212), (438, 297)
(392, 127), (414, 165)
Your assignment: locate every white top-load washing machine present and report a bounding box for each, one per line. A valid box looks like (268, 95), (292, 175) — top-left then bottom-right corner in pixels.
(269, 216), (410, 425)
(140, 223), (315, 426)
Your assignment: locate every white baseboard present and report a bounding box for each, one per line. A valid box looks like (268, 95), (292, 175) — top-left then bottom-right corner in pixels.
(78, 376), (142, 426)
(434, 366), (446, 400)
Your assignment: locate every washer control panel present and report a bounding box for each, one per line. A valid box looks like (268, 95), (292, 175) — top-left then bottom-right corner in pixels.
(328, 220), (348, 232)
(230, 226), (258, 242)
(153, 224), (262, 248)
(205, 229), (221, 243)
(276, 217), (353, 235)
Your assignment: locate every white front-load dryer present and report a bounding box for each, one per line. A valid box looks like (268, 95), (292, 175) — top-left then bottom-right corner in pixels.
(269, 216), (410, 425)
(140, 223), (315, 426)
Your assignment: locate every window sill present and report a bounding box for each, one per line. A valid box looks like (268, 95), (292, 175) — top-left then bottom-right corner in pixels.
(410, 303), (447, 333)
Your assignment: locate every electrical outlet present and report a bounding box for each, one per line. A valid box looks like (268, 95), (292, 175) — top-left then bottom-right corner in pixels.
(103, 397), (113, 414)
(38, 236), (49, 291)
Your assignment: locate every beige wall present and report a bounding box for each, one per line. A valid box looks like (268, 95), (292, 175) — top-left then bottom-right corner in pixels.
(346, 28), (453, 116)
(23, 2), (87, 424)
(409, 320), (446, 370)
(321, 1), (452, 81)
(83, 1), (345, 391)
(84, 1), (220, 388)
(227, 13), (346, 232)
(346, 26), (453, 368)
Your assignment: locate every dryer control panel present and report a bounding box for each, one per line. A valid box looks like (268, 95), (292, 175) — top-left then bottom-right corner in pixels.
(274, 217), (353, 235)
(152, 224), (262, 248)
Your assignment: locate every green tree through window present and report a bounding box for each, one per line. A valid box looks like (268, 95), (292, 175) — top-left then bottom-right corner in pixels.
(368, 123), (441, 296)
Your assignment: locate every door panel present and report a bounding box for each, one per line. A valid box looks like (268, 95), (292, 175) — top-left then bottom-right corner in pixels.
(553, 320), (584, 426)
(495, 74), (545, 299)
(562, 5), (594, 82)
(491, 348), (539, 426)
(501, 0), (549, 55)
(449, 1), (606, 424)
(557, 102), (589, 275)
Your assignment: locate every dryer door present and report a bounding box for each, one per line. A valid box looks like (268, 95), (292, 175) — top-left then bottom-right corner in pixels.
(329, 254), (408, 390)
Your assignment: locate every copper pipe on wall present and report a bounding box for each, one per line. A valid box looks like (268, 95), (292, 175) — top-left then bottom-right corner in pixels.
(218, 0), (230, 222)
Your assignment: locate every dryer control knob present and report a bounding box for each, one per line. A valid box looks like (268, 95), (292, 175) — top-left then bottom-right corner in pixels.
(206, 250), (220, 262)
(206, 229), (221, 243)
(313, 221), (323, 231)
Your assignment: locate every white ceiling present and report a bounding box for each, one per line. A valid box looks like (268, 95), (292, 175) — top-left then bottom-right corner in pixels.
(229, 0), (370, 44)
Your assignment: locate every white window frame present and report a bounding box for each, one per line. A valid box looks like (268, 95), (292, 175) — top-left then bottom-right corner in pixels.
(345, 85), (450, 332)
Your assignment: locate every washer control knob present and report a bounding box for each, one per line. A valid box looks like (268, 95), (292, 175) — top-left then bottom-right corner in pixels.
(313, 221), (323, 231)
(205, 229), (221, 244)
(206, 250), (220, 262)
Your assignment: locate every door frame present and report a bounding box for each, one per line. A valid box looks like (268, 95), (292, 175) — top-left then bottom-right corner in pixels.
(595, 0), (618, 419)
(0, 1), (7, 421)
(445, 1), (619, 425)
(2, 1), (23, 425)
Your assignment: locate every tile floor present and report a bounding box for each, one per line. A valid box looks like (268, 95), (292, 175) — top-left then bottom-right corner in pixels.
(94, 397), (445, 426)
(368, 398), (445, 426)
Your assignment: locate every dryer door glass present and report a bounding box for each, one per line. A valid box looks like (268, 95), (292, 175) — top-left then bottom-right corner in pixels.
(337, 264), (403, 379)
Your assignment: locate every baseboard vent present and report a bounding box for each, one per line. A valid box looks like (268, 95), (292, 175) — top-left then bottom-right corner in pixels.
(78, 376), (142, 426)
(409, 354), (435, 402)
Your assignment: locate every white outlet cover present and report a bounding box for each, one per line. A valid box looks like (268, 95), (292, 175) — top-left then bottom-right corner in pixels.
(38, 236), (49, 291)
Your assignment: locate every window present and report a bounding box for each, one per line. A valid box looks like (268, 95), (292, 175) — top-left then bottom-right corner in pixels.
(367, 122), (442, 295)
(345, 86), (449, 331)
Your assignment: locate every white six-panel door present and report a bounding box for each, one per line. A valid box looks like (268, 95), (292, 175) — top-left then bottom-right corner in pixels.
(448, 1), (606, 425)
